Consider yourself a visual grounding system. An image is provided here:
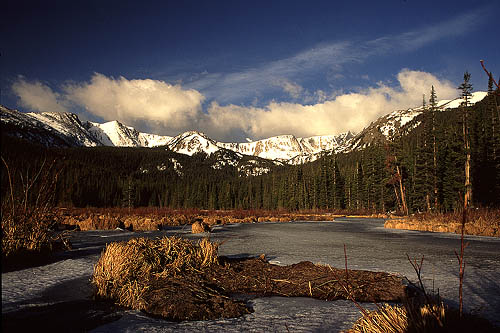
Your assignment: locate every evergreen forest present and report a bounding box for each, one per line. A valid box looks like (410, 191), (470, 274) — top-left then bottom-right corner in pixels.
(2, 88), (499, 214)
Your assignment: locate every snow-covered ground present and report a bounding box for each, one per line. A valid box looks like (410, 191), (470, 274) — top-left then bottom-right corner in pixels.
(2, 219), (499, 332)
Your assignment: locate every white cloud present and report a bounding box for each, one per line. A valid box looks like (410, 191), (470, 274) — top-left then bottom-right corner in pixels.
(12, 70), (459, 141)
(203, 69), (458, 140)
(12, 77), (68, 113)
(12, 73), (206, 136)
(63, 73), (205, 134)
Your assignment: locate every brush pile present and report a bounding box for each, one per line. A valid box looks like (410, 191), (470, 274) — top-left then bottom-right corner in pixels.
(92, 236), (248, 320)
(92, 236), (406, 321)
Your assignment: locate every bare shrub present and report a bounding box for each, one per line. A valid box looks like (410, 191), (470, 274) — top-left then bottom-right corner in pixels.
(1, 157), (69, 263)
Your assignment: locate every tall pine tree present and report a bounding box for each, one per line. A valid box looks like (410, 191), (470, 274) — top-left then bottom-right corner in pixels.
(458, 71), (473, 208)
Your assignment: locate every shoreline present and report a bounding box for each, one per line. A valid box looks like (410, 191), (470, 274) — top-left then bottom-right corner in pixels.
(55, 207), (499, 237)
(384, 217), (499, 237)
(55, 208), (388, 231)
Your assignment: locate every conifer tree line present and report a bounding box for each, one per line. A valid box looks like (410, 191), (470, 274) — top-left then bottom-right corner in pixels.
(2, 77), (499, 213)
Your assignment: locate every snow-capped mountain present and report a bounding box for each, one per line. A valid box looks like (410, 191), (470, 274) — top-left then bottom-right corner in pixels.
(219, 132), (354, 163)
(1, 105), (354, 164)
(85, 121), (172, 147)
(1, 90), (487, 164)
(349, 91), (487, 150)
(1, 106), (102, 147)
(164, 131), (354, 163)
(167, 131), (222, 156)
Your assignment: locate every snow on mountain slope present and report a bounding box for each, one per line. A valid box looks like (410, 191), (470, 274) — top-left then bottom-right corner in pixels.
(1, 105), (173, 149)
(167, 131), (221, 156)
(219, 132), (353, 162)
(139, 133), (173, 147)
(437, 91), (488, 109)
(299, 132), (354, 154)
(2, 90), (487, 165)
(381, 91), (488, 138)
(86, 121), (173, 147)
(349, 91), (487, 150)
(1, 106), (101, 147)
(220, 135), (304, 161)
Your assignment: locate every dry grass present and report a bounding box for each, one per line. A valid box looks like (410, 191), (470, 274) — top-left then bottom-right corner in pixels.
(385, 208), (500, 237)
(348, 298), (497, 333)
(76, 214), (122, 231)
(59, 207), (386, 231)
(92, 236), (219, 309)
(57, 208), (381, 232)
(348, 300), (447, 333)
(192, 220), (211, 233)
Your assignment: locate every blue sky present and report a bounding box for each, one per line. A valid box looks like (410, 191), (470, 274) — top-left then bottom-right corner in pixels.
(2, 0), (499, 141)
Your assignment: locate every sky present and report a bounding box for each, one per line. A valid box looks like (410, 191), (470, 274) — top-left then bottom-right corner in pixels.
(2, 0), (499, 142)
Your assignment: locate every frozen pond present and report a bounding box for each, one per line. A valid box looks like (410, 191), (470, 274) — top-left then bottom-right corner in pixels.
(2, 218), (500, 332)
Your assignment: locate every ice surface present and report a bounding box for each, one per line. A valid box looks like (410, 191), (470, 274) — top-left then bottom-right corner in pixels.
(2, 220), (499, 332)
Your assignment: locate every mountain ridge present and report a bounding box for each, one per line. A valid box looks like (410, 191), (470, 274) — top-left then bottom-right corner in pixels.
(0, 106), (354, 163)
(0, 91), (487, 164)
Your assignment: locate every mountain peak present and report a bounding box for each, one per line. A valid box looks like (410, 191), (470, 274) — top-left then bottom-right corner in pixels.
(2, 90), (488, 164)
(168, 131), (220, 156)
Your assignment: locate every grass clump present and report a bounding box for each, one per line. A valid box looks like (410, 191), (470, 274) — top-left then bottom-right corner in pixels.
(385, 208), (499, 237)
(349, 300), (446, 333)
(92, 236), (219, 310)
(349, 299), (497, 333)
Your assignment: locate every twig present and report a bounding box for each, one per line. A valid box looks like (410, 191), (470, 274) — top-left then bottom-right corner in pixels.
(455, 207), (469, 318)
(327, 245), (385, 332)
(406, 254), (427, 300)
(1, 156), (15, 217)
(406, 254), (445, 327)
(344, 244), (349, 285)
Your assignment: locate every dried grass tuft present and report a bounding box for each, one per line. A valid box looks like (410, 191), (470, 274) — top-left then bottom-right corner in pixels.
(192, 220), (211, 233)
(349, 303), (408, 333)
(349, 300), (447, 333)
(92, 236), (219, 309)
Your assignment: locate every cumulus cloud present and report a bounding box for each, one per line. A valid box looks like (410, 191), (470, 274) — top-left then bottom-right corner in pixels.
(12, 73), (205, 135)
(12, 77), (68, 113)
(12, 69), (458, 141)
(63, 73), (204, 134)
(203, 69), (458, 140)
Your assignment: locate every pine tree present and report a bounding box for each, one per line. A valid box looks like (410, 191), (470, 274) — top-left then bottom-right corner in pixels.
(429, 86), (439, 209)
(122, 176), (135, 212)
(458, 71), (473, 208)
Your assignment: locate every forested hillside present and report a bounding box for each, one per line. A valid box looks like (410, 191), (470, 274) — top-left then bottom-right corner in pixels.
(2, 90), (498, 213)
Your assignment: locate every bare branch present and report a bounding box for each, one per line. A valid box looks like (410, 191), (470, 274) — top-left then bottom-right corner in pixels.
(480, 60), (500, 95)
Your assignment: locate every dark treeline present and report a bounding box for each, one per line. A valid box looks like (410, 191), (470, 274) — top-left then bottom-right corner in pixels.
(1, 90), (499, 213)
